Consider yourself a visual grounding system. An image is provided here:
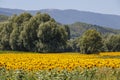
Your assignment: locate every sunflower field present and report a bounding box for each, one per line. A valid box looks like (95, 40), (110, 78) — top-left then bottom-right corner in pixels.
(0, 52), (120, 80)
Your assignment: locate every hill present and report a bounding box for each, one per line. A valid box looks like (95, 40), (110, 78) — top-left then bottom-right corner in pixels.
(0, 8), (120, 29)
(69, 22), (120, 38)
(0, 14), (8, 22)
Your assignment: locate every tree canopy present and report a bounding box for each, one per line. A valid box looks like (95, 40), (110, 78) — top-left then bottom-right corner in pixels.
(80, 29), (103, 54)
(0, 12), (68, 52)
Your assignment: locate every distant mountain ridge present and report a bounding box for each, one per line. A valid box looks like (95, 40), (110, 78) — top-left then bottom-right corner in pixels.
(0, 8), (120, 29)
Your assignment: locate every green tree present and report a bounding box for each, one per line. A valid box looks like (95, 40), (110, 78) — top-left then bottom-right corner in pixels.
(0, 12), (69, 53)
(80, 29), (103, 54)
(36, 21), (67, 52)
(9, 13), (32, 51)
(9, 23), (20, 50)
(105, 34), (120, 52)
(19, 17), (38, 51)
(64, 25), (70, 40)
(34, 13), (51, 24)
(65, 37), (80, 52)
(13, 12), (32, 25)
(0, 23), (12, 50)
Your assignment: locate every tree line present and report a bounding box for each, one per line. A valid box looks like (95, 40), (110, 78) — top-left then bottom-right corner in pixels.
(0, 12), (70, 52)
(0, 12), (120, 54)
(66, 30), (120, 54)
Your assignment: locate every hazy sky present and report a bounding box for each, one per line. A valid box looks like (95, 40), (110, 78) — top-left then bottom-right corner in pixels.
(0, 0), (120, 15)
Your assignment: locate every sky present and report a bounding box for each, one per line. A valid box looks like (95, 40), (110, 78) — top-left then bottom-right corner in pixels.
(0, 0), (120, 15)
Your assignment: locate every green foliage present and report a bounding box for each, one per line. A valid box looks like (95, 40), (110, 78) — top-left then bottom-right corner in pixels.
(36, 21), (67, 52)
(64, 25), (70, 40)
(65, 38), (80, 52)
(0, 23), (12, 50)
(104, 34), (120, 52)
(13, 12), (32, 25)
(9, 13), (32, 51)
(1, 12), (120, 53)
(69, 22), (120, 38)
(0, 12), (68, 52)
(9, 23), (20, 50)
(0, 14), (8, 22)
(0, 68), (120, 80)
(80, 29), (103, 54)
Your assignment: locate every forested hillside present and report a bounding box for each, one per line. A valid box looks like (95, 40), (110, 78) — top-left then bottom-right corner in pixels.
(0, 14), (8, 22)
(69, 22), (120, 38)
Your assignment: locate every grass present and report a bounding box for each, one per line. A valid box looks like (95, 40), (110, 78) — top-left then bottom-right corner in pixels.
(0, 51), (37, 54)
(100, 55), (120, 59)
(0, 67), (120, 80)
